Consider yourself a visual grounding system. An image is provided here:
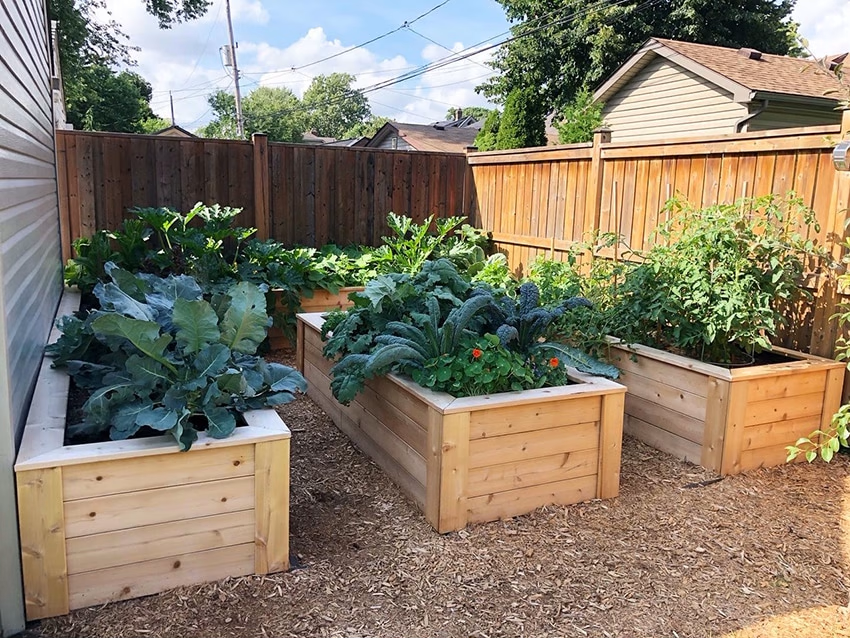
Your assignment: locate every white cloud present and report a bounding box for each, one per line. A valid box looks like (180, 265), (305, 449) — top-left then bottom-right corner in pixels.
(793, 0), (850, 56)
(230, 0), (270, 25)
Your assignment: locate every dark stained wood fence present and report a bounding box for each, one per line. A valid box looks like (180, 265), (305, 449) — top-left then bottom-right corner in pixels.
(56, 130), (471, 261)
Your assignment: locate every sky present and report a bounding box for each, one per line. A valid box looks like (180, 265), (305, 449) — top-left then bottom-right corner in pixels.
(97, 0), (850, 133)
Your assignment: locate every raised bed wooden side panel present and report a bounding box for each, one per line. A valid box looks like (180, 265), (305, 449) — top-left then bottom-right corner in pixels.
(298, 313), (626, 533)
(15, 290), (292, 620)
(268, 286), (362, 350)
(608, 342), (845, 475)
(463, 396), (606, 525)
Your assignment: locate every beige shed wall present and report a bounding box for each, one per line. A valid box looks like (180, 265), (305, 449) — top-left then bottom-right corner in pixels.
(601, 56), (748, 142)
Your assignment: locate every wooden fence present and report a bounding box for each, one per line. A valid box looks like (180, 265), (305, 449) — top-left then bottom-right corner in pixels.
(467, 122), (850, 358)
(55, 130), (471, 261)
(56, 122), (850, 359)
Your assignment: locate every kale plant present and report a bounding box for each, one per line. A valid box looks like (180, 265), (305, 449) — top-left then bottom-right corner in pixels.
(48, 264), (306, 450)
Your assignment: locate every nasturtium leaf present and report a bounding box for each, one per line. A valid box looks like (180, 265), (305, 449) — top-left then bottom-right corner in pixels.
(204, 406), (236, 439)
(173, 298), (220, 353)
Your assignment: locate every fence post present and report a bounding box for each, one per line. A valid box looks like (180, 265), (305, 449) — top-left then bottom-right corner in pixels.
(812, 109), (850, 358)
(252, 133), (270, 239)
(583, 126), (611, 236)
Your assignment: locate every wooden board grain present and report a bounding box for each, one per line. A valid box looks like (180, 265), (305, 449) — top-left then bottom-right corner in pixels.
(466, 474), (598, 524)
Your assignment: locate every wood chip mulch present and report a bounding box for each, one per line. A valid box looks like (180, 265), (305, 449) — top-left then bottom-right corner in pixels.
(25, 358), (850, 638)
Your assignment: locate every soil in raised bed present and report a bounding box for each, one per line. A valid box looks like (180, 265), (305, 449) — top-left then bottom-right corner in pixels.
(26, 352), (850, 638)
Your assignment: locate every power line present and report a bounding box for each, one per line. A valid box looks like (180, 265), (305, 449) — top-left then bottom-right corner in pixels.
(405, 25), (492, 72)
(180, 0), (225, 88)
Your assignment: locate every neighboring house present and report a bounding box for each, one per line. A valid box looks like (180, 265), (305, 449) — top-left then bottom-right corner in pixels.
(301, 129), (336, 145)
(593, 38), (847, 142)
(323, 137), (370, 147)
(366, 120), (479, 153)
(154, 124), (196, 138)
(0, 1), (63, 636)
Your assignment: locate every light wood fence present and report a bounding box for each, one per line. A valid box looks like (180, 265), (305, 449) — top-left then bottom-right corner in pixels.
(467, 122), (850, 358)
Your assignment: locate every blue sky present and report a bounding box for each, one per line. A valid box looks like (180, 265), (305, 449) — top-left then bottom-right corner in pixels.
(99, 0), (850, 133)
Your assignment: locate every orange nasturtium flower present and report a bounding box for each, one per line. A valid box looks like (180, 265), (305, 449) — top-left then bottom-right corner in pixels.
(549, 357), (559, 368)
(472, 348), (483, 359)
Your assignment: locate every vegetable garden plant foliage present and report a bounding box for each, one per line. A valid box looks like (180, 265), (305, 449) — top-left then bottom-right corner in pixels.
(63, 205), (495, 340)
(320, 259), (619, 405)
(47, 264), (307, 451)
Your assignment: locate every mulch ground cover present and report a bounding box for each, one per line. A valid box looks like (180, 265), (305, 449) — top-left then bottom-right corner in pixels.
(25, 364), (850, 638)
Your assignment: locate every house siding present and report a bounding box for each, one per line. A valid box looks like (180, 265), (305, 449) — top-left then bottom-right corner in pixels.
(601, 57), (748, 141)
(745, 102), (843, 131)
(375, 134), (414, 151)
(0, 0), (61, 635)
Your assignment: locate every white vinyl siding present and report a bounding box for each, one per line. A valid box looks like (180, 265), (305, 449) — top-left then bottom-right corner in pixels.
(745, 102), (843, 131)
(0, 0), (61, 635)
(601, 57), (748, 142)
(374, 133), (414, 151)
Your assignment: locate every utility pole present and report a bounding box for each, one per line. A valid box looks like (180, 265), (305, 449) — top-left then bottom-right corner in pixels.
(224, 0), (244, 138)
(169, 91), (175, 125)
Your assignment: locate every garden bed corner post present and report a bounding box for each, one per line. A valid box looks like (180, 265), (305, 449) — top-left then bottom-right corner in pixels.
(426, 409), (470, 533)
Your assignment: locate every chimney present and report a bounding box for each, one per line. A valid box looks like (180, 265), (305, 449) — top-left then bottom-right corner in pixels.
(737, 47), (762, 61)
(455, 107), (463, 121)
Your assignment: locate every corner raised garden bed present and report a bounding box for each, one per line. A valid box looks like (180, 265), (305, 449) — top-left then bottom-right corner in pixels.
(297, 312), (627, 533)
(267, 286), (363, 350)
(607, 339), (845, 475)
(15, 291), (292, 621)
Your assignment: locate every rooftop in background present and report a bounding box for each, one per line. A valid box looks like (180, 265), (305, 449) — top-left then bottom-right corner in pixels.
(365, 110), (481, 154)
(596, 38), (849, 104)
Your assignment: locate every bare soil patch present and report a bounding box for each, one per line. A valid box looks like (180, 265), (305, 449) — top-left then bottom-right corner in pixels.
(24, 358), (850, 638)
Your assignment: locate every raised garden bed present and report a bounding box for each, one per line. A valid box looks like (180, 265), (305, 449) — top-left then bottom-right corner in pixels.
(15, 291), (292, 621)
(297, 312), (627, 533)
(267, 287), (363, 350)
(607, 339), (845, 475)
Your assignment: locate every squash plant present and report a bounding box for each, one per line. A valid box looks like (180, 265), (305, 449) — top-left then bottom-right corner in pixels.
(48, 264), (306, 450)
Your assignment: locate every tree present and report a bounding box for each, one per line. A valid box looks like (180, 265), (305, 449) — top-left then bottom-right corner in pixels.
(495, 88), (545, 150)
(198, 87), (307, 142)
(553, 87), (603, 144)
(479, 0), (799, 116)
(474, 110), (501, 151)
(443, 106), (493, 121)
(302, 73), (372, 139)
(139, 116), (174, 134)
(65, 64), (159, 133)
(49, 0), (210, 130)
(344, 116), (391, 140)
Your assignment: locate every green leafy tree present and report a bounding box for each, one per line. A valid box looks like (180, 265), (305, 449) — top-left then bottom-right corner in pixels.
(65, 64), (158, 132)
(302, 73), (372, 139)
(495, 88), (545, 149)
(49, 0), (211, 131)
(199, 87), (307, 142)
(480, 0), (799, 116)
(553, 86), (603, 144)
(139, 116), (173, 134)
(474, 110), (501, 151)
(444, 106), (493, 121)
(344, 115), (391, 140)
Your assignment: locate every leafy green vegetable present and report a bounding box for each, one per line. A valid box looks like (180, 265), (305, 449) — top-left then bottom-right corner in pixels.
(49, 265), (306, 450)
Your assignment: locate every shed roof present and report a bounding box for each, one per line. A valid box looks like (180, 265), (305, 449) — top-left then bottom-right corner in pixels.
(595, 38), (848, 105)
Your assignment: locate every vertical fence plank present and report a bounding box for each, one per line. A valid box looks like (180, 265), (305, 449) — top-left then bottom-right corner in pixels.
(252, 134), (270, 239)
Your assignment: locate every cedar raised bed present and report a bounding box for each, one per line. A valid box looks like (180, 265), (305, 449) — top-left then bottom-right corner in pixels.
(15, 291), (292, 620)
(607, 339), (845, 475)
(297, 312), (627, 533)
(268, 286), (363, 350)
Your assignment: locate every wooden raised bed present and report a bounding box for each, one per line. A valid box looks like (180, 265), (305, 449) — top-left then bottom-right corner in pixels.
(607, 340), (845, 475)
(268, 286), (363, 350)
(297, 312), (627, 533)
(15, 291), (292, 620)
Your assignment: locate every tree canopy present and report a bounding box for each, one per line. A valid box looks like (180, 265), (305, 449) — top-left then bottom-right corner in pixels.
(495, 88), (546, 149)
(553, 87), (603, 144)
(479, 0), (799, 116)
(198, 87), (307, 142)
(443, 106), (493, 121)
(344, 116), (391, 140)
(302, 73), (371, 139)
(49, 0), (210, 131)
